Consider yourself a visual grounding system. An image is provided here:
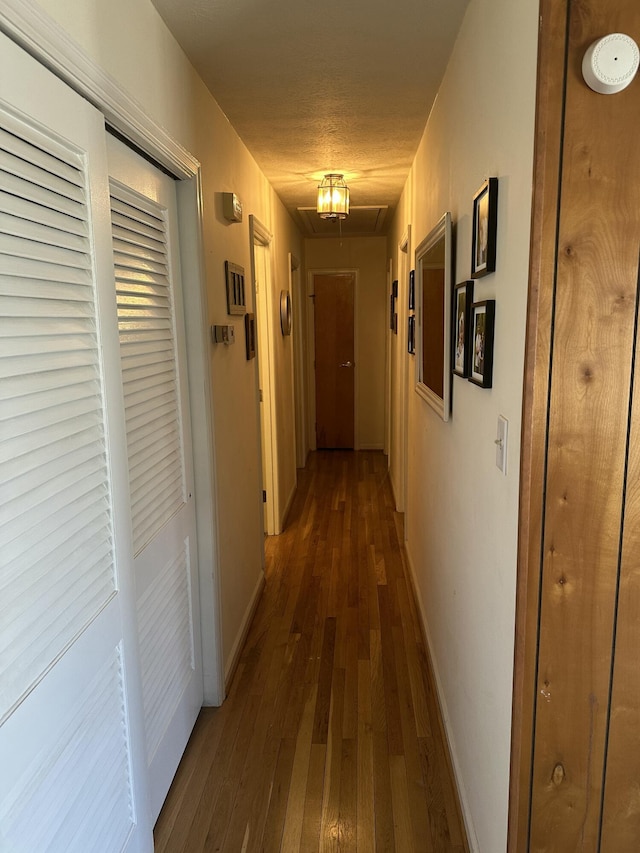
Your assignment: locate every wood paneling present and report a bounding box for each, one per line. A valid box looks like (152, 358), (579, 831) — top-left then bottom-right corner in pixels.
(599, 267), (640, 847)
(154, 451), (468, 851)
(509, 0), (570, 841)
(512, 0), (640, 850)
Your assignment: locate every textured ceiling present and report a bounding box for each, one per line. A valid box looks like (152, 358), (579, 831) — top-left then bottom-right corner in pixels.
(150, 0), (469, 235)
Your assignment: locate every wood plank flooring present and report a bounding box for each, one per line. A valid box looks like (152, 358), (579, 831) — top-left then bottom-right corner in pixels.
(154, 451), (468, 852)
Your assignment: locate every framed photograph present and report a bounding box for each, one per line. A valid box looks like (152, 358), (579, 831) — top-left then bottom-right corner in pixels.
(408, 315), (415, 354)
(471, 178), (498, 278)
(245, 312), (256, 360)
(392, 279), (398, 299)
(389, 292), (395, 331)
(452, 280), (474, 378)
(469, 300), (495, 388)
(409, 269), (415, 310)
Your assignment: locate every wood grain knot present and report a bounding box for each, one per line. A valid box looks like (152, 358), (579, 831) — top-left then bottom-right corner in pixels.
(581, 365), (594, 382)
(552, 763), (566, 786)
(558, 575), (567, 588)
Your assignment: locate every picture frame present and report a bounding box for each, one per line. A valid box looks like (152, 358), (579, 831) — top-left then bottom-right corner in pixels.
(392, 279), (398, 299)
(225, 260), (246, 314)
(415, 212), (453, 421)
(469, 300), (495, 388)
(245, 312), (256, 360)
(408, 315), (415, 354)
(471, 178), (498, 279)
(409, 269), (415, 310)
(452, 280), (474, 378)
(389, 293), (396, 332)
(279, 290), (292, 336)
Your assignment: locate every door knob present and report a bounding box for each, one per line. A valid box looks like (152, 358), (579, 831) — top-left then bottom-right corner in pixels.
(339, 361), (354, 368)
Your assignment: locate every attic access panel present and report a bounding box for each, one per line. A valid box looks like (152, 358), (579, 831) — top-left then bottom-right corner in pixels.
(297, 205), (388, 237)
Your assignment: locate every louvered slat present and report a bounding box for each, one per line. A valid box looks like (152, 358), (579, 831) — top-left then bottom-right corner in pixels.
(110, 182), (185, 556)
(0, 114), (117, 723)
(0, 189), (88, 237)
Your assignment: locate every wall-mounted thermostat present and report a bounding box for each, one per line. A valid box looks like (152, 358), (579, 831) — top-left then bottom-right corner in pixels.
(582, 33), (639, 94)
(211, 324), (235, 345)
(223, 192), (243, 222)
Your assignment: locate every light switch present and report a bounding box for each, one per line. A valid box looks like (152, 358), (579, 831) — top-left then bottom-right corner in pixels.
(211, 324), (235, 345)
(496, 415), (508, 474)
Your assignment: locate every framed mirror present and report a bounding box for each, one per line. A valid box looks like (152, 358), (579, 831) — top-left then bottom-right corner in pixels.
(415, 212), (453, 420)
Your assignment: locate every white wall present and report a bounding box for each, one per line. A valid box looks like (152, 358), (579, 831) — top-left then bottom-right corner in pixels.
(388, 0), (538, 850)
(304, 237), (387, 451)
(33, 0), (302, 690)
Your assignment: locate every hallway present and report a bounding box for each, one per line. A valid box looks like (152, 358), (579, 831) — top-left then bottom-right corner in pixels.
(154, 451), (467, 852)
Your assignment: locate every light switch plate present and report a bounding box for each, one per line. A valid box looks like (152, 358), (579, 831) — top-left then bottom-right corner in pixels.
(211, 324), (235, 345)
(496, 415), (508, 474)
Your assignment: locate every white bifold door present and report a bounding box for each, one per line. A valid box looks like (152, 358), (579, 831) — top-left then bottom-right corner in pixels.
(0, 32), (153, 853)
(0, 30), (202, 851)
(107, 134), (202, 823)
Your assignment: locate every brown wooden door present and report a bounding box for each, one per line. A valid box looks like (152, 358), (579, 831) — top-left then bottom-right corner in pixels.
(314, 273), (355, 448)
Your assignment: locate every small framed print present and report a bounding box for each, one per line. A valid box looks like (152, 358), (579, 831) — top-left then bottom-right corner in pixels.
(453, 280), (474, 378)
(392, 279), (398, 298)
(225, 260), (246, 314)
(408, 314), (415, 354)
(409, 269), (415, 310)
(245, 312), (256, 360)
(471, 178), (498, 278)
(469, 300), (495, 388)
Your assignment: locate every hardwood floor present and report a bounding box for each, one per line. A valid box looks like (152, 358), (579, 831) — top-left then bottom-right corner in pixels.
(154, 451), (468, 852)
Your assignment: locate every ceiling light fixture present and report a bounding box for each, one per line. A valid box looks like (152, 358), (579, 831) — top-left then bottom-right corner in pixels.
(316, 173), (350, 219)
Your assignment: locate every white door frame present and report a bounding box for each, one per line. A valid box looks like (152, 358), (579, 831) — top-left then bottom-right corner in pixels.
(290, 253), (307, 469)
(250, 215), (279, 535)
(0, 1), (225, 706)
(384, 258), (393, 458)
(398, 227), (411, 519)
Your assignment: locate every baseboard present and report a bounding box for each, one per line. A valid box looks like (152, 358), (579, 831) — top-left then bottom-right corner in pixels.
(280, 479), (297, 530)
(224, 570), (265, 691)
(403, 547), (480, 853)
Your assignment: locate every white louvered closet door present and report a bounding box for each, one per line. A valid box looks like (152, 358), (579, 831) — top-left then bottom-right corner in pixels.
(107, 135), (202, 823)
(0, 33), (152, 853)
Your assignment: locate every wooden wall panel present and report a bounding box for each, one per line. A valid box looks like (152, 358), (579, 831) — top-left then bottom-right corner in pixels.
(601, 268), (640, 849)
(508, 0), (569, 847)
(512, 0), (640, 850)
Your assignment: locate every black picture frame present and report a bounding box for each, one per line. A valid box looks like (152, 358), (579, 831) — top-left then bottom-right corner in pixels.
(469, 300), (495, 388)
(245, 312), (256, 360)
(389, 292), (396, 332)
(471, 178), (498, 279)
(392, 279), (398, 299)
(409, 269), (415, 310)
(408, 315), (415, 354)
(452, 280), (474, 378)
